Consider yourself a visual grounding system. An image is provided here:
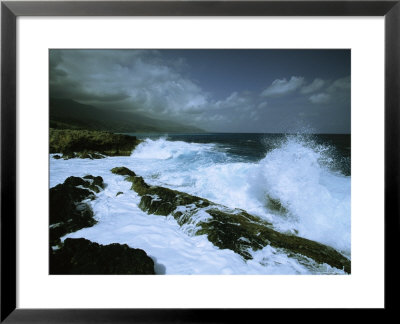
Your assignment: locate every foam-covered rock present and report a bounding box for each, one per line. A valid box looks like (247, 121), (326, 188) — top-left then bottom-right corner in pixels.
(50, 175), (104, 246)
(112, 166), (351, 273)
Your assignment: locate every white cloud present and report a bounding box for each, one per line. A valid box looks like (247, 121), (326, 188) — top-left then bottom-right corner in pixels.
(300, 78), (325, 94)
(261, 76), (305, 97)
(327, 76), (350, 93)
(214, 92), (243, 108)
(309, 93), (331, 104)
(213, 91), (258, 112)
(305, 76), (350, 105)
(257, 101), (268, 109)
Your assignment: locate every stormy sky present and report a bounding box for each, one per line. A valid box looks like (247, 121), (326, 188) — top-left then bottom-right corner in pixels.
(50, 49), (350, 133)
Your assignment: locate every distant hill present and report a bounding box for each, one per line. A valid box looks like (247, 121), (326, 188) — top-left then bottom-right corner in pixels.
(50, 98), (205, 133)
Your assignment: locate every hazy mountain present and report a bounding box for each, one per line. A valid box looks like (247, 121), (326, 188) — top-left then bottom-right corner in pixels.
(50, 98), (205, 133)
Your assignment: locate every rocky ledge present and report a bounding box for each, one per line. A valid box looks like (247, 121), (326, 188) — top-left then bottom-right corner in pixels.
(50, 175), (156, 274)
(50, 128), (141, 159)
(50, 175), (105, 246)
(50, 238), (155, 274)
(111, 166), (351, 273)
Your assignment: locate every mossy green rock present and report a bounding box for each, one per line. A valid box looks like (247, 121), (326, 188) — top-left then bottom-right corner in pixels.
(198, 209), (350, 272)
(138, 185), (210, 216)
(50, 238), (155, 274)
(76, 151), (105, 160)
(128, 176), (151, 196)
(113, 166), (351, 273)
(266, 195), (288, 214)
(50, 128), (141, 159)
(111, 167), (137, 177)
(196, 209), (270, 260)
(49, 175), (104, 246)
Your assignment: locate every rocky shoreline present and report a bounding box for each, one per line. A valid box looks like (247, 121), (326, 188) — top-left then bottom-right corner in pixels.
(49, 175), (155, 275)
(49, 132), (350, 274)
(49, 175), (102, 246)
(111, 166), (351, 273)
(50, 128), (141, 159)
(51, 238), (155, 275)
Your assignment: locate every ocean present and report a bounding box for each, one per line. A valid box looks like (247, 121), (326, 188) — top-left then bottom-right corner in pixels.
(50, 133), (351, 275)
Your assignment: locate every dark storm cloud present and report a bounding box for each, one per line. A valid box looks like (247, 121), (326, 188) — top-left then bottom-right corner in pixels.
(50, 49), (210, 116)
(49, 49), (350, 133)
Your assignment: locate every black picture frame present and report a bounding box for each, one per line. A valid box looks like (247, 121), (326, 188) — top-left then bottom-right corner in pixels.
(1, 0), (399, 322)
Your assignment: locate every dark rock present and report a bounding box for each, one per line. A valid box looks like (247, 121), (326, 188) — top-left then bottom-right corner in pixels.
(196, 209), (270, 260)
(53, 154), (61, 159)
(90, 152), (105, 159)
(78, 151), (105, 160)
(113, 166), (351, 273)
(61, 151), (106, 160)
(50, 128), (141, 160)
(111, 167), (136, 177)
(128, 176), (150, 196)
(63, 175), (105, 193)
(116, 192), (124, 196)
(62, 152), (77, 160)
(82, 175), (105, 193)
(50, 238), (155, 274)
(198, 209), (350, 272)
(138, 185), (209, 216)
(266, 195), (288, 214)
(49, 176), (104, 246)
(78, 151), (92, 159)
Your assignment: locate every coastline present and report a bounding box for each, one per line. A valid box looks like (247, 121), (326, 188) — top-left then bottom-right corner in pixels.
(49, 129), (350, 272)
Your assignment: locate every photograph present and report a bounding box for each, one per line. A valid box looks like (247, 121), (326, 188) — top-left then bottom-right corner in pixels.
(49, 49), (351, 275)
(2, 0), (397, 319)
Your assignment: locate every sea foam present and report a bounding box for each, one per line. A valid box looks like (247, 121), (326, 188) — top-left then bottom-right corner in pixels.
(50, 134), (350, 274)
(130, 136), (351, 255)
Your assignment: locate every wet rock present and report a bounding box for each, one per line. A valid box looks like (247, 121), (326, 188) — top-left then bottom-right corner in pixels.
(49, 176), (104, 246)
(128, 176), (150, 196)
(60, 151), (106, 160)
(138, 185), (210, 216)
(266, 195), (288, 214)
(111, 167), (136, 177)
(78, 151), (105, 159)
(82, 175), (105, 193)
(196, 209), (270, 260)
(50, 128), (141, 159)
(113, 166), (351, 273)
(50, 238), (155, 274)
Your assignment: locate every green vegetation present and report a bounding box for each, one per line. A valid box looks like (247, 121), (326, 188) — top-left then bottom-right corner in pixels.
(50, 128), (141, 159)
(112, 166), (351, 273)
